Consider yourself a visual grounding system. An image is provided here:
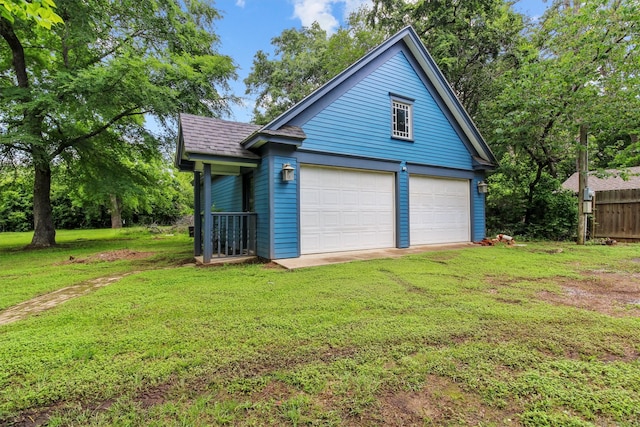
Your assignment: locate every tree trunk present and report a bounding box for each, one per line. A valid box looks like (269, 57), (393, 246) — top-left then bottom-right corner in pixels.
(110, 194), (123, 229)
(1, 19), (55, 247)
(523, 162), (544, 225)
(30, 158), (56, 247)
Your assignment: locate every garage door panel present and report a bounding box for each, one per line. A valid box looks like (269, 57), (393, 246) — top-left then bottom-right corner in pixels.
(343, 190), (359, 204)
(321, 190), (339, 205)
(359, 191), (377, 206)
(410, 176), (470, 245)
(323, 213), (340, 227)
(301, 189), (320, 204)
(301, 166), (395, 255)
(343, 212), (360, 226)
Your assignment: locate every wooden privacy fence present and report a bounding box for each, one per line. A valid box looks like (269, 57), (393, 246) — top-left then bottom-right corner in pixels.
(594, 189), (640, 241)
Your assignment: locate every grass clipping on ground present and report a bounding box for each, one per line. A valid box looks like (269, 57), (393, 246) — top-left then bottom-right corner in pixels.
(0, 230), (639, 426)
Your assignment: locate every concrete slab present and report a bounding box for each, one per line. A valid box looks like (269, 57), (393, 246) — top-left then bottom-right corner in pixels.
(274, 243), (474, 269)
(195, 255), (257, 266)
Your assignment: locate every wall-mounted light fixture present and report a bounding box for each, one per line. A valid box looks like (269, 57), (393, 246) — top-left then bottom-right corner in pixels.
(477, 181), (488, 194)
(282, 163), (295, 182)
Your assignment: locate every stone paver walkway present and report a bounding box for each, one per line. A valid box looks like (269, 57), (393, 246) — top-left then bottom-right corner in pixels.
(0, 273), (132, 326)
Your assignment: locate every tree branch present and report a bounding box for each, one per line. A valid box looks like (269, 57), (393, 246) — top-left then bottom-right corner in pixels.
(0, 138), (32, 155)
(46, 114), (67, 139)
(52, 107), (148, 158)
(0, 17), (29, 89)
(83, 29), (146, 69)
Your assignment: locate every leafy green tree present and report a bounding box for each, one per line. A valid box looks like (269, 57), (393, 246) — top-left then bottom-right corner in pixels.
(0, 0), (63, 29)
(59, 138), (193, 229)
(485, 153), (577, 240)
(0, 166), (32, 231)
(1, 0), (236, 246)
(0, 158), (192, 231)
(127, 166), (193, 226)
(50, 173), (110, 229)
(245, 23), (330, 125)
(245, 14), (383, 125)
(480, 0), (640, 231)
(57, 129), (160, 228)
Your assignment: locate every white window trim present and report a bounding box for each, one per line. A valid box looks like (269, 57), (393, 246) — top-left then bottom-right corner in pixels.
(390, 95), (414, 141)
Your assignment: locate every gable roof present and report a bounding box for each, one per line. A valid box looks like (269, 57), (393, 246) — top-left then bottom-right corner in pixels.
(562, 166), (640, 192)
(259, 26), (497, 167)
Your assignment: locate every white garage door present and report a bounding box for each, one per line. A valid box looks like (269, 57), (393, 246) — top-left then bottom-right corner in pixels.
(410, 176), (470, 245)
(300, 166), (395, 255)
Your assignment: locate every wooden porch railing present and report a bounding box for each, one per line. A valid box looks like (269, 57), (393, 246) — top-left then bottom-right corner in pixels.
(211, 212), (257, 258)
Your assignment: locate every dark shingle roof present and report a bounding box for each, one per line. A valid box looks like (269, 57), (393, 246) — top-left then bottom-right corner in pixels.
(179, 114), (306, 159)
(180, 114), (261, 159)
(259, 125), (306, 140)
(562, 166), (640, 192)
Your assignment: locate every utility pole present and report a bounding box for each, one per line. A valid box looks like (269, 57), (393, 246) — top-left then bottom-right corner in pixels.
(577, 124), (588, 245)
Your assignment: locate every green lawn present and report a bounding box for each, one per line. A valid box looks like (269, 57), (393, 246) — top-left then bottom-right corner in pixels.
(1, 230), (639, 426)
(0, 228), (193, 310)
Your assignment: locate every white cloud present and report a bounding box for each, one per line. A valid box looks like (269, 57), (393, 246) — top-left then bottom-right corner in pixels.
(292, 0), (338, 32)
(291, 0), (372, 33)
(342, 0), (372, 17)
(235, 0), (246, 7)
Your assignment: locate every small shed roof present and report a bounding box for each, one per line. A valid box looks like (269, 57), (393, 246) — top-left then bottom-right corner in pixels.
(562, 166), (640, 192)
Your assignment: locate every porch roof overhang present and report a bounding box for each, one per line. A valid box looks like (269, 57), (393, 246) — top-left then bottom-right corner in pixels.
(176, 113), (262, 176)
(176, 113), (307, 174)
(181, 154), (260, 176)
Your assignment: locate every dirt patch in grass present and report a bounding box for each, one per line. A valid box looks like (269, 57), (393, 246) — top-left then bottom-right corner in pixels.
(262, 261), (285, 270)
(538, 270), (640, 317)
(380, 268), (428, 294)
(123, 346), (361, 410)
(251, 379), (297, 402)
(424, 252), (460, 265)
(62, 249), (155, 264)
(370, 375), (518, 426)
(6, 405), (64, 427)
(138, 382), (173, 408)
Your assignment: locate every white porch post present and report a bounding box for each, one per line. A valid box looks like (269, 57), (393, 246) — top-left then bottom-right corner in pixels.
(193, 171), (202, 257)
(203, 164), (213, 262)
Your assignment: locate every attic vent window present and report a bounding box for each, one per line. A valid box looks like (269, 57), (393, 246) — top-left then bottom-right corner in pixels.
(391, 98), (413, 140)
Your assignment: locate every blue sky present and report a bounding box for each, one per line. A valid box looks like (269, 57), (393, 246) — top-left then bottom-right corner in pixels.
(214, 0), (550, 123)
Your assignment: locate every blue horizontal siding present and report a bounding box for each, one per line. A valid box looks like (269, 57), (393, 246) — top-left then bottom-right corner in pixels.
(211, 176), (242, 212)
(397, 166), (410, 247)
(301, 51), (472, 170)
(254, 161), (270, 258)
(272, 156), (299, 259)
(471, 175), (486, 241)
